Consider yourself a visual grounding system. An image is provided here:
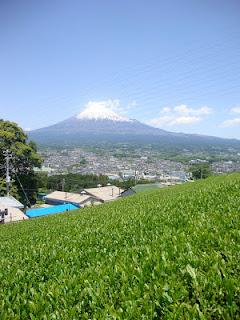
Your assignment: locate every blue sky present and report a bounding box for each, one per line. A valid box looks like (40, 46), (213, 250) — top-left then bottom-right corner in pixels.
(0, 0), (240, 138)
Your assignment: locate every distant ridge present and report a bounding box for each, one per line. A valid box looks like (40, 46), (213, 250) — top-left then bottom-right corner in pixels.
(29, 107), (240, 148)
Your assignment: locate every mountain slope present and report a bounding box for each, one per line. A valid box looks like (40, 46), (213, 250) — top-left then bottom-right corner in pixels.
(1, 174), (240, 318)
(29, 107), (240, 147)
(29, 116), (170, 143)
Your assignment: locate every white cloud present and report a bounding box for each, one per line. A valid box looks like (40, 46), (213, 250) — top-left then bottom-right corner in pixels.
(197, 107), (213, 115)
(118, 100), (138, 114)
(128, 100), (137, 108)
(222, 118), (240, 127)
(77, 99), (138, 119)
(161, 107), (171, 113)
(174, 105), (212, 116)
(80, 99), (121, 112)
(76, 99), (132, 121)
(220, 107), (240, 127)
(231, 107), (240, 114)
(150, 116), (173, 126)
(171, 116), (201, 125)
(149, 115), (201, 126)
(149, 104), (212, 127)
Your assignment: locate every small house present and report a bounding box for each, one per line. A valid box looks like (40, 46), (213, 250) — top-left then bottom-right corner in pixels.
(0, 196), (27, 223)
(0, 196), (24, 209)
(44, 191), (100, 207)
(0, 205), (28, 223)
(84, 185), (124, 203)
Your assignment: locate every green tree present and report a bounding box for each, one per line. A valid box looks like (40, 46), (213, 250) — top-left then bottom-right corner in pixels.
(79, 158), (87, 165)
(0, 178), (19, 198)
(0, 120), (42, 205)
(114, 178), (136, 189)
(35, 172), (48, 192)
(188, 163), (212, 180)
(47, 173), (109, 192)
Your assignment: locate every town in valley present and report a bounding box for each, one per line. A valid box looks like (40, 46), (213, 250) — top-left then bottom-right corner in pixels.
(37, 144), (240, 182)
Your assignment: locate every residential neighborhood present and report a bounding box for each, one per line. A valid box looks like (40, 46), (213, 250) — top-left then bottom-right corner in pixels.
(2, 144), (240, 224)
(0, 185), (126, 223)
(38, 147), (240, 182)
(38, 147), (190, 181)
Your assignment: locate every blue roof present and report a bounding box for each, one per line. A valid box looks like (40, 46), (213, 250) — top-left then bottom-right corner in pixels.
(26, 204), (79, 218)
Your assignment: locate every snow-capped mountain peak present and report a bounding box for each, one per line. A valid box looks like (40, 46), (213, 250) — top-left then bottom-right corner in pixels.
(76, 100), (131, 122)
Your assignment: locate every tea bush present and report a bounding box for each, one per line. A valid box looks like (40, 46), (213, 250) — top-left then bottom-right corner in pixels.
(0, 174), (239, 319)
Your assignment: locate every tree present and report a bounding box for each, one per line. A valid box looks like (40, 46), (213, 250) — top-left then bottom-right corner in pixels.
(47, 173), (109, 192)
(35, 172), (48, 192)
(114, 178), (136, 189)
(0, 120), (42, 205)
(188, 163), (212, 180)
(0, 178), (18, 198)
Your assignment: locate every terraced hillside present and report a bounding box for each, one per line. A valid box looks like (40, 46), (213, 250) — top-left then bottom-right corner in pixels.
(0, 174), (240, 319)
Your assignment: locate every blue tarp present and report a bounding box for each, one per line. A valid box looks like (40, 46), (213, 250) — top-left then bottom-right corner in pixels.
(26, 204), (79, 218)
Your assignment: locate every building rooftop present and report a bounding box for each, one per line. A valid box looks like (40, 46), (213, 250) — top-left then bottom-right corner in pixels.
(45, 191), (92, 205)
(26, 203), (79, 218)
(0, 196), (24, 209)
(0, 205), (28, 223)
(84, 185), (124, 202)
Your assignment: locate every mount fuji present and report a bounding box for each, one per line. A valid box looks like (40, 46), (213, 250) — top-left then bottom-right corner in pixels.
(29, 104), (239, 148)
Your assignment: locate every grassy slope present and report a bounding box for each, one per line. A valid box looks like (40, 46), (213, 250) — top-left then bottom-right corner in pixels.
(133, 183), (165, 193)
(0, 174), (240, 319)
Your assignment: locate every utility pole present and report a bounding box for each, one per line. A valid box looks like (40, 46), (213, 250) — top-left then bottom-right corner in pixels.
(3, 150), (11, 196)
(62, 178), (65, 192)
(62, 178), (68, 203)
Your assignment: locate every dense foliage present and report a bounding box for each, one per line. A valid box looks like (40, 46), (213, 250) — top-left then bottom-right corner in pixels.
(46, 173), (110, 191)
(0, 174), (240, 319)
(67, 143), (240, 163)
(0, 177), (19, 199)
(0, 120), (42, 204)
(37, 173), (139, 192)
(188, 163), (212, 180)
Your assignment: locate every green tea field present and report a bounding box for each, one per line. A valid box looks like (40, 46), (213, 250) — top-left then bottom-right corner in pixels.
(0, 174), (240, 319)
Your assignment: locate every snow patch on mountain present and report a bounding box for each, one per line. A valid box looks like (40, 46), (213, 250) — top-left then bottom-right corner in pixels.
(76, 100), (132, 122)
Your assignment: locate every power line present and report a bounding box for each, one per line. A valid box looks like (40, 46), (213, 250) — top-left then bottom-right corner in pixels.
(1, 150), (32, 207)
(14, 173), (31, 208)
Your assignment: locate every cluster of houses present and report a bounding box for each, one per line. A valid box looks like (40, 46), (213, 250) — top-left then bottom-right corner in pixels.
(0, 178), (189, 224)
(0, 185), (128, 224)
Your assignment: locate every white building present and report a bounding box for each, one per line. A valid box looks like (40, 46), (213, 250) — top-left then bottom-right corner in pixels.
(0, 196), (28, 223)
(84, 185), (124, 202)
(44, 191), (101, 207)
(0, 205), (29, 223)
